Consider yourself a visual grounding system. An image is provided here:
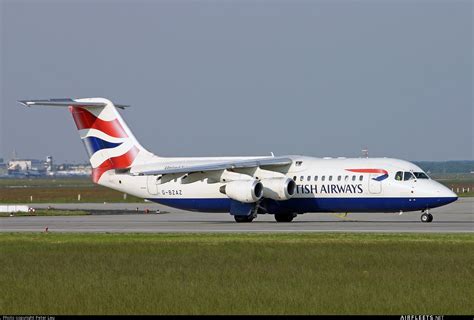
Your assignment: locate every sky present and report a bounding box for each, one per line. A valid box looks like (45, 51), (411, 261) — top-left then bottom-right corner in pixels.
(1, 0), (472, 163)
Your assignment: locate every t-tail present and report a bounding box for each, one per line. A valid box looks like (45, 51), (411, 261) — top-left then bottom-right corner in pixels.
(18, 98), (157, 183)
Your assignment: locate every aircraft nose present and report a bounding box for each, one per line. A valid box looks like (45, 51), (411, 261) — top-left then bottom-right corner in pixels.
(436, 183), (458, 205)
(444, 187), (458, 199)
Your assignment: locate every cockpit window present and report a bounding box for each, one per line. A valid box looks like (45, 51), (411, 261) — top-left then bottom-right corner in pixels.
(403, 172), (415, 181)
(395, 171), (403, 181)
(396, 171), (427, 181)
(413, 172), (429, 179)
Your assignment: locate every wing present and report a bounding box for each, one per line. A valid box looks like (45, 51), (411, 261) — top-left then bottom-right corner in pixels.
(132, 156), (293, 184)
(135, 157), (292, 176)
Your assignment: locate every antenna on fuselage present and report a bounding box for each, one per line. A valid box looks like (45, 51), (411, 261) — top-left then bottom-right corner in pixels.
(361, 147), (369, 158)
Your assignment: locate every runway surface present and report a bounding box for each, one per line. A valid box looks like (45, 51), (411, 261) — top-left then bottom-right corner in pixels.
(1, 198), (473, 233)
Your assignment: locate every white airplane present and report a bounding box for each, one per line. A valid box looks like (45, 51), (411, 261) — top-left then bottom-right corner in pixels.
(19, 97), (457, 223)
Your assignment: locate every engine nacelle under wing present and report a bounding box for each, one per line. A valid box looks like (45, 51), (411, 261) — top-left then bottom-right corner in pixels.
(261, 177), (296, 201)
(219, 179), (263, 203)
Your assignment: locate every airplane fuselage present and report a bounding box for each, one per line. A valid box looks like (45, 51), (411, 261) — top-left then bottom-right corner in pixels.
(21, 98), (458, 223)
(100, 156), (457, 214)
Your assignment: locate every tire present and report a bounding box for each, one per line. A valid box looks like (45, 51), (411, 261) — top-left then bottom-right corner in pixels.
(427, 213), (433, 223)
(274, 213), (296, 222)
(234, 215), (254, 223)
(421, 213), (430, 223)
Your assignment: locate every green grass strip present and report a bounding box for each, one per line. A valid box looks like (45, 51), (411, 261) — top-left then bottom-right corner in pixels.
(1, 233), (473, 315)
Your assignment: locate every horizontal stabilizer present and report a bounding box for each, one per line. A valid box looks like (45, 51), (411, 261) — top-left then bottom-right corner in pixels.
(18, 98), (129, 109)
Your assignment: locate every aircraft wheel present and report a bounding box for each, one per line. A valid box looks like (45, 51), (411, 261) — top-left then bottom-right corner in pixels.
(427, 213), (433, 222)
(234, 215), (254, 223)
(421, 213), (431, 223)
(274, 213), (296, 222)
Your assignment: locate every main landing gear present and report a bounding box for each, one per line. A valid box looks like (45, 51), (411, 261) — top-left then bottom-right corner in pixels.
(234, 215), (255, 223)
(274, 212), (297, 222)
(421, 210), (433, 223)
(233, 212), (298, 223)
(234, 210), (258, 223)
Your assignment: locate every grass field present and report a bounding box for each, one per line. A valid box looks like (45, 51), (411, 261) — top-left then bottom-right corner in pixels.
(0, 178), (142, 203)
(0, 233), (472, 315)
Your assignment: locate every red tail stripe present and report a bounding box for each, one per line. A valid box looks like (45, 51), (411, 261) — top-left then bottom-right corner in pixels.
(346, 168), (388, 175)
(92, 145), (139, 183)
(69, 106), (127, 138)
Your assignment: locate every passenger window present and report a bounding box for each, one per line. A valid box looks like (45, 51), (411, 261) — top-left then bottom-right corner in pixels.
(307, 176), (311, 182)
(314, 176), (318, 181)
(352, 175), (356, 181)
(329, 176), (333, 181)
(322, 176), (326, 181)
(345, 175), (349, 181)
(395, 171), (403, 181)
(359, 175), (363, 181)
(337, 176), (341, 181)
(403, 172), (414, 181)
(300, 176), (304, 181)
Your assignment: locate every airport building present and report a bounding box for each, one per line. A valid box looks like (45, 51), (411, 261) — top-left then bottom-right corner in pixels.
(3, 155), (91, 177)
(8, 158), (46, 175)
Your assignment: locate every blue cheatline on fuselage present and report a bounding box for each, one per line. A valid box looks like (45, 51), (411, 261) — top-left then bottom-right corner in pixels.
(148, 196), (458, 213)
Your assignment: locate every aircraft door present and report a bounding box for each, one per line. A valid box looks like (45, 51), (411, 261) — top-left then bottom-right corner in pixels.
(147, 176), (159, 195)
(368, 174), (382, 194)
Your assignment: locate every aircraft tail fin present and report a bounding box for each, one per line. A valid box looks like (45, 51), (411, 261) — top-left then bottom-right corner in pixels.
(18, 98), (157, 183)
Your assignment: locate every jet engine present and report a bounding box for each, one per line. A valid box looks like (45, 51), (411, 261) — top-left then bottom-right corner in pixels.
(260, 177), (296, 201)
(219, 179), (263, 203)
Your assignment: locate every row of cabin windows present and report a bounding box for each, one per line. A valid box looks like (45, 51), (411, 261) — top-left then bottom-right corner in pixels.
(293, 175), (364, 182)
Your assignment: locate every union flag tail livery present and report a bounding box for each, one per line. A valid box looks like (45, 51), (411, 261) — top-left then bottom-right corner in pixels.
(68, 98), (146, 183)
(20, 97), (457, 224)
(20, 98), (156, 183)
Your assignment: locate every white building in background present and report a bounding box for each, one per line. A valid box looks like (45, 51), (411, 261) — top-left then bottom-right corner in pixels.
(4, 154), (91, 177)
(8, 159), (45, 172)
(54, 164), (92, 176)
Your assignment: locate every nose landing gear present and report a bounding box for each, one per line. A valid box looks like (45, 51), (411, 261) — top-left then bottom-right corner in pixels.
(421, 210), (433, 223)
